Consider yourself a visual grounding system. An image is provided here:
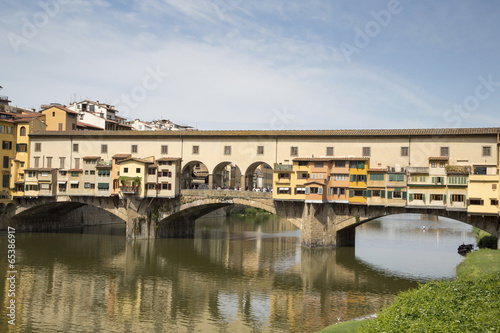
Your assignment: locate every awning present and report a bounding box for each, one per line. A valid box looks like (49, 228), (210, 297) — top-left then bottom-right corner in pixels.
(97, 183), (110, 189)
(58, 181), (67, 184)
(279, 187), (290, 190)
(70, 181), (79, 184)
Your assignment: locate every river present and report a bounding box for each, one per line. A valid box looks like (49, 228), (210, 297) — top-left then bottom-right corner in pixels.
(0, 213), (475, 332)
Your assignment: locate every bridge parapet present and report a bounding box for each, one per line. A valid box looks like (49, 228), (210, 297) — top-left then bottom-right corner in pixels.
(181, 189), (272, 199)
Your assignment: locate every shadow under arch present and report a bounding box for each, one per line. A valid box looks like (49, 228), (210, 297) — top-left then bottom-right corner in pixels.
(212, 161), (242, 189)
(181, 160), (209, 189)
(244, 161), (273, 191)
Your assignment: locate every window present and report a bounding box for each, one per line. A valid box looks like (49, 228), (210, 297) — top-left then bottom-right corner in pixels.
(349, 161), (365, 169)
(2, 141), (12, 150)
(440, 147), (449, 157)
(74, 158), (80, 169)
(401, 147), (409, 156)
(34, 156), (40, 168)
(290, 146), (298, 156)
(148, 168), (156, 175)
(124, 168), (128, 173)
(192, 145), (199, 154)
(469, 199), (483, 206)
(389, 174), (404, 182)
(439, 162), (446, 168)
(295, 187), (306, 195)
(449, 176), (467, 185)
(257, 146), (264, 155)
(431, 194), (444, 201)
(451, 194), (464, 202)
(298, 161), (308, 166)
(333, 174), (347, 181)
(71, 172), (80, 177)
(16, 143), (27, 152)
(101, 145), (108, 154)
(413, 193), (423, 201)
(161, 183), (172, 190)
(161, 145), (168, 154)
(131, 145), (138, 153)
(71, 183), (79, 189)
(370, 174), (384, 181)
(493, 184), (497, 190)
(136, 168), (141, 173)
(59, 157), (65, 169)
(0, 126), (3, 133)
(314, 162), (324, 168)
(3, 156), (9, 168)
(309, 187), (322, 194)
(474, 167), (487, 175)
(491, 199), (499, 206)
(85, 170), (89, 175)
(482, 146), (491, 157)
(335, 161), (345, 168)
(326, 147), (334, 156)
(392, 191), (402, 199)
(40, 183), (51, 190)
(362, 147), (371, 157)
(60, 171), (67, 176)
(372, 190), (381, 197)
(297, 173), (309, 179)
(73, 144), (78, 152)
(431, 162), (437, 168)
(431, 177), (445, 184)
(46, 157), (52, 168)
(35, 143), (41, 152)
(6, 126), (12, 134)
(224, 146), (231, 155)
(52, 112), (55, 117)
(20, 126), (26, 136)
(354, 190), (364, 197)
(90, 170), (95, 175)
(350, 174), (367, 182)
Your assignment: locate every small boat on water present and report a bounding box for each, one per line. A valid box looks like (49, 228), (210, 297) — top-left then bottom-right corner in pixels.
(457, 243), (474, 254)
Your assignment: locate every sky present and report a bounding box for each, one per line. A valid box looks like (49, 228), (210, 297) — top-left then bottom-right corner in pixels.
(1, 0), (499, 130)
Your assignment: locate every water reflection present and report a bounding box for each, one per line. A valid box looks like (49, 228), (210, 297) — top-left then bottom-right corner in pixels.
(0, 214), (473, 332)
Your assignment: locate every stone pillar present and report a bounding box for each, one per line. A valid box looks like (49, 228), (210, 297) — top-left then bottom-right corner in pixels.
(126, 196), (154, 239)
(208, 174), (213, 189)
(240, 175), (246, 190)
(301, 203), (337, 248)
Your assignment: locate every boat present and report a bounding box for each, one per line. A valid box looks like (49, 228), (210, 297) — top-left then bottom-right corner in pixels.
(457, 243), (474, 254)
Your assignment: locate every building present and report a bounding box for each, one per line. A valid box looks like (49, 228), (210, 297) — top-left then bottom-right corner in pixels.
(41, 104), (78, 131)
(0, 118), (16, 204)
(67, 100), (132, 131)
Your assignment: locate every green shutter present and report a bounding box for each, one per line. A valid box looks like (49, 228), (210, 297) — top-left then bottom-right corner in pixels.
(34, 185), (38, 191)
(402, 192), (407, 200)
(350, 175), (354, 182)
(381, 190), (385, 198)
(388, 191), (393, 199)
(349, 189), (354, 197)
(423, 194), (426, 203)
(366, 190), (372, 198)
(443, 194), (447, 203)
(363, 190), (367, 197)
(16, 144), (20, 152)
(409, 193), (413, 201)
(432, 177), (437, 184)
(25, 184), (28, 191)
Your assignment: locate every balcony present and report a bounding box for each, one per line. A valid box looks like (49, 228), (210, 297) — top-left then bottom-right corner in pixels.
(407, 167), (429, 174)
(97, 160), (112, 167)
(119, 186), (138, 194)
(274, 164), (293, 171)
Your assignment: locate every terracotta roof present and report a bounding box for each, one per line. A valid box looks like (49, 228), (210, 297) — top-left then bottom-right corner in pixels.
(429, 156), (449, 160)
(304, 180), (326, 186)
(83, 156), (100, 160)
(42, 105), (79, 115)
(112, 154), (132, 159)
(293, 157), (370, 162)
(24, 168), (56, 171)
(15, 113), (44, 119)
(28, 127), (500, 138)
(368, 168), (387, 172)
(157, 157), (181, 161)
(121, 158), (155, 164)
(77, 121), (103, 130)
(68, 169), (83, 172)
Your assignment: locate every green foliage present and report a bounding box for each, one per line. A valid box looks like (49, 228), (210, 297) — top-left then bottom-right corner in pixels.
(473, 228), (498, 249)
(133, 176), (141, 187)
(118, 176), (131, 186)
(316, 319), (365, 333)
(358, 274), (500, 333)
(456, 249), (500, 280)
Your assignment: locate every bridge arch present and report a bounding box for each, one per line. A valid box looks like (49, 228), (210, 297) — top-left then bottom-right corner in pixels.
(244, 161), (273, 191)
(3, 197), (127, 232)
(212, 161), (242, 189)
(181, 160), (210, 189)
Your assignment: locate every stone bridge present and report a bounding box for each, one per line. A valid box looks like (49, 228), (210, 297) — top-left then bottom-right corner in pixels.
(2, 191), (499, 248)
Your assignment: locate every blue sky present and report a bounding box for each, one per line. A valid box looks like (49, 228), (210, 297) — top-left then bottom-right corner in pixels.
(1, 0), (499, 130)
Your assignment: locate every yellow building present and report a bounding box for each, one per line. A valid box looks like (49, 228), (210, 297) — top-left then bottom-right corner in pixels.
(468, 164), (499, 215)
(118, 157), (155, 198)
(348, 158), (369, 204)
(0, 119), (16, 205)
(41, 105), (78, 131)
(273, 159), (312, 200)
(12, 115), (47, 197)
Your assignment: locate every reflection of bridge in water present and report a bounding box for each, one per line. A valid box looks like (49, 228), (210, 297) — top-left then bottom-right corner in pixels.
(1, 222), (421, 332)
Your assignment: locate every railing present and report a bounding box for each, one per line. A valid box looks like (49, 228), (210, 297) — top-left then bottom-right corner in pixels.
(407, 167), (429, 174)
(274, 164), (293, 171)
(97, 160), (112, 167)
(181, 189), (273, 199)
(119, 186), (138, 194)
